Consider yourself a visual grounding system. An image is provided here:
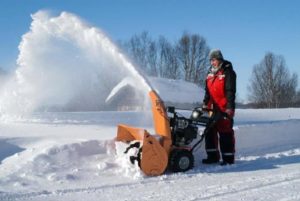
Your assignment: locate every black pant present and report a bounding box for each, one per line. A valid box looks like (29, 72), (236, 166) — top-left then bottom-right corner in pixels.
(205, 118), (235, 163)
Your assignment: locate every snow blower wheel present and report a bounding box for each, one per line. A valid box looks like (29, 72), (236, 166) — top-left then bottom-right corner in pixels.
(169, 149), (194, 172)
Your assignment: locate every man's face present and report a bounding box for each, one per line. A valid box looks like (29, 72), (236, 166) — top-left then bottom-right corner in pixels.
(210, 58), (221, 68)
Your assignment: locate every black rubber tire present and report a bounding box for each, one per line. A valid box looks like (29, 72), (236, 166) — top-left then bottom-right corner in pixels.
(169, 149), (194, 172)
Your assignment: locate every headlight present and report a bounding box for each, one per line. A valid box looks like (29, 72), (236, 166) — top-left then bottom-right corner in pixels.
(192, 110), (200, 119)
(191, 108), (203, 120)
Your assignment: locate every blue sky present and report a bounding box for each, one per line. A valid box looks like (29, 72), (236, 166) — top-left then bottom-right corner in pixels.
(0, 0), (300, 101)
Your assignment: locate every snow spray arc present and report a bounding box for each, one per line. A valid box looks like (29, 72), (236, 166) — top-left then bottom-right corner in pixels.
(0, 11), (151, 116)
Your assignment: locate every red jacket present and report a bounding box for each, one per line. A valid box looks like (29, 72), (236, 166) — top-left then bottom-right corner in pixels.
(203, 60), (236, 112)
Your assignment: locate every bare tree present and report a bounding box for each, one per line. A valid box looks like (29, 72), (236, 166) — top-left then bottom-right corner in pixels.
(148, 41), (158, 76)
(176, 32), (210, 87)
(157, 36), (181, 79)
(122, 31), (158, 76)
(248, 52), (298, 108)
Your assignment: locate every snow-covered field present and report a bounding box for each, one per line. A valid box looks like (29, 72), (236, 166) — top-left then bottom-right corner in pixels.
(0, 108), (299, 201)
(0, 10), (299, 201)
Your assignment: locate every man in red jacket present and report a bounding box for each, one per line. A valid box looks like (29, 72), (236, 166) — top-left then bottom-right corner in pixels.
(202, 49), (236, 165)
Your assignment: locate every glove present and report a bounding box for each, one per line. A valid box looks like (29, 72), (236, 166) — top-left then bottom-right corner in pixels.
(225, 109), (235, 119)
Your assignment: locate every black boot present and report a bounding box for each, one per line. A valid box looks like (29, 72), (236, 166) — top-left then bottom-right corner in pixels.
(220, 155), (234, 166)
(202, 153), (220, 164)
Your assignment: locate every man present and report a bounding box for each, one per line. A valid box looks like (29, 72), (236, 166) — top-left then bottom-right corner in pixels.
(202, 49), (236, 165)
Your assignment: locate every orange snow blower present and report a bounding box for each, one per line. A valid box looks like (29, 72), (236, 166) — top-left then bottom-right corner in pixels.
(116, 90), (222, 176)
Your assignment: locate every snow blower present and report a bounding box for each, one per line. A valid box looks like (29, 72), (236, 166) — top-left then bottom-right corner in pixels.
(115, 90), (224, 176)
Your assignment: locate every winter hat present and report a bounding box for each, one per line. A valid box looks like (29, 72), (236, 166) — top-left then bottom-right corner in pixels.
(209, 49), (224, 61)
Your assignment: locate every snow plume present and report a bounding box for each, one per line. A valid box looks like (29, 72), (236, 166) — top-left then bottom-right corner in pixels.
(0, 11), (151, 117)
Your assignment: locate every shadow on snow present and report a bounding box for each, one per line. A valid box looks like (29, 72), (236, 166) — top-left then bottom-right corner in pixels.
(0, 139), (25, 164)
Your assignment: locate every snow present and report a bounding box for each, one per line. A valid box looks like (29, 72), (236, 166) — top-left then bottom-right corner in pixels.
(105, 77), (142, 103)
(149, 77), (204, 104)
(0, 11), (151, 115)
(0, 108), (299, 201)
(0, 10), (299, 201)
(110, 76), (205, 104)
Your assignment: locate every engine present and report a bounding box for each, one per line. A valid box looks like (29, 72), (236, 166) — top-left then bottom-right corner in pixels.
(166, 107), (198, 146)
(171, 116), (198, 146)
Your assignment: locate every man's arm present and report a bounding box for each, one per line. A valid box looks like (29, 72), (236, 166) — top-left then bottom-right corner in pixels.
(225, 68), (236, 110)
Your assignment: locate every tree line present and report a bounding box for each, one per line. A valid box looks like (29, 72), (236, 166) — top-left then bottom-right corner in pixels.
(119, 31), (210, 88)
(120, 31), (300, 108)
